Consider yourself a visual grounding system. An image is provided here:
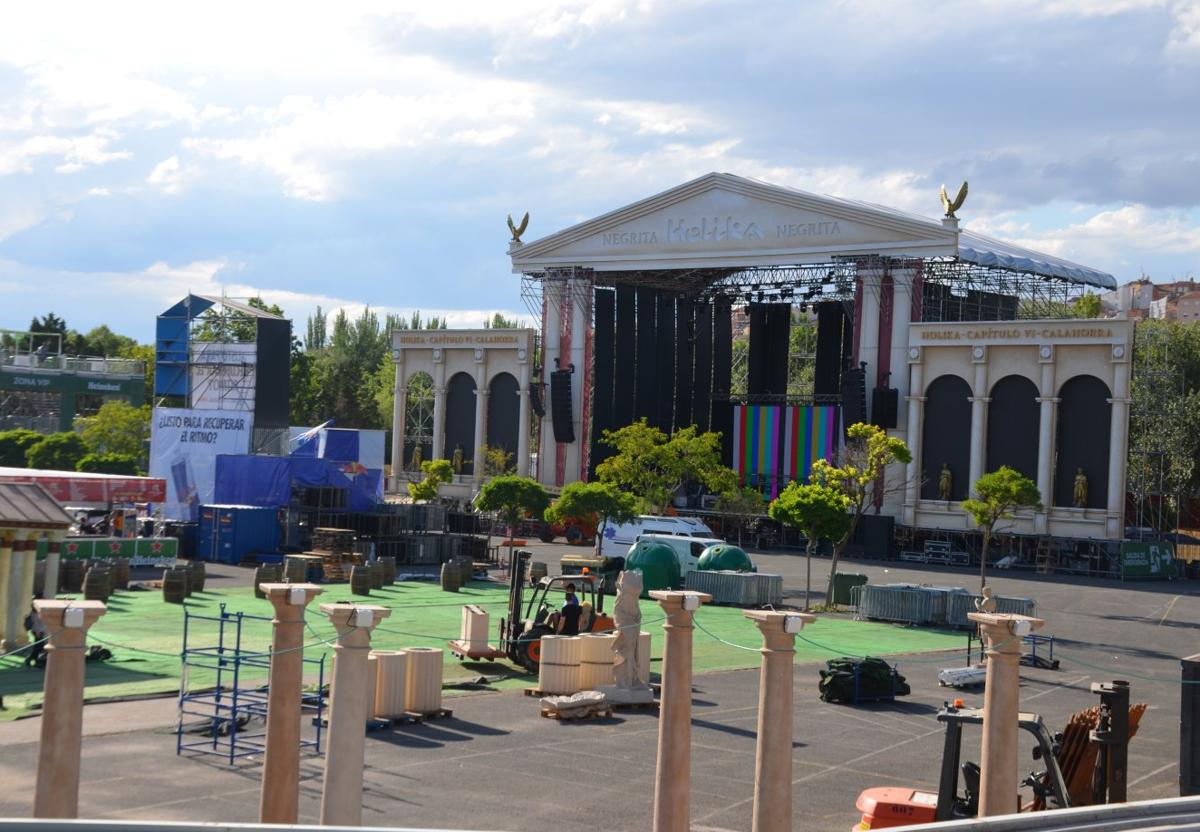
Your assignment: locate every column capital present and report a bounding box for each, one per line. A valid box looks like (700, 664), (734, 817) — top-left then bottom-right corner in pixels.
(36, 600), (107, 648)
(260, 583), (323, 620)
(744, 610), (811, 652)
(1106, 397), (1132, 405)
(968, 612), (1044, 656)
(650, 590), (712, 625)
(1035, 396), (1061, 404)
(320, 603), (390, 648)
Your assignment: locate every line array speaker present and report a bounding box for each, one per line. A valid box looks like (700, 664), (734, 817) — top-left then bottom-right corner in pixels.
(550, 369), (575, 443)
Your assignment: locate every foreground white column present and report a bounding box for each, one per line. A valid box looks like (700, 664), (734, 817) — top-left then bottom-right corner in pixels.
(33, 599), (107, 818)
(259, 582), (323, 825)
(650, 590), (712, 832)
(745, 610), (813, 832)
(969, 612), (1044, 817)
(889, 270), (915, 420)
(1106, 360), (1130, 537)
(43, 530), (65, 601)
(2, 529), (31, 649)
(320, 602), (389, 826)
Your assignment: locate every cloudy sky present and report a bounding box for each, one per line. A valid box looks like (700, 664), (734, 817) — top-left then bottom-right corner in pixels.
(1, 0), (1197, 342)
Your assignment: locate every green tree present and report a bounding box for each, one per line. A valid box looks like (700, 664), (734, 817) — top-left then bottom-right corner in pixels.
(75, 400), (150, 460)
(769, 482), (852, 612)
(545, 481), (639, 545)
(1073, 293), (1102, 318)
(408, 459), (453, 502)
(478, 444), (516, 477)
(962, 466), (1041, 590)
(77, 452), (140, 475)
(476, 475), (550, 560)
(117, 342), (155, 398)
(26, 432), (89, 471)
(595, 419), (735, 514)
(0, 429), (43, 467)
(715, 486), (765, 546)
(483, 312), (520, 329)
(810, 422), (912, 605)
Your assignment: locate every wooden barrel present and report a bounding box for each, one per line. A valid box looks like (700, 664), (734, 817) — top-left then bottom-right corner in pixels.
(451, 556), (474, 584)
(254, 564), (281, 599)
(378, 556), (397, 585)
(163, 568), (188, 604)
(349, 565), (371, 596)
(189, 561), (207, 593)
(368, 561), (383, 590)
(439, 561), (462, 592)
(528, 560), (548, 587)
(83, 566), (112, 602)
(61, 559), (84, 593)
(111, 558), (131, 591)
(284, 556), (308, 583)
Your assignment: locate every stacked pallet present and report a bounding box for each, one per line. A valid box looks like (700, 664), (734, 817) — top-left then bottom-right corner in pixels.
(1033, 702), (1147, 809)
(311, 527), (358, 582)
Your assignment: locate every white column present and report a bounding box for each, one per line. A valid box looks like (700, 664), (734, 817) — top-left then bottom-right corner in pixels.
(856, 269), (882, 388)
(43, 530), (64, 601)
(903, 360), (924, 526)
(390, 357), (406, 489)
(473, 384), (488, 480)
(431, 362), (446, 461)
(967, 361), (989, 493)
(517, 362), (531, 476)
(2, 530), (31, 650)
(1035, 360), (1056, 532)
(567, 277), (588, 483)
(1106, 360), (1130, 536)
(889, 270), (915, 425)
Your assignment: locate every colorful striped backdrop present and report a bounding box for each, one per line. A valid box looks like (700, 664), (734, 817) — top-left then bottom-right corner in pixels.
(732, 405), (839, 497)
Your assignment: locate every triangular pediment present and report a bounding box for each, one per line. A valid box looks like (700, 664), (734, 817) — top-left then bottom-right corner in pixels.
(510, 172), (959, 272)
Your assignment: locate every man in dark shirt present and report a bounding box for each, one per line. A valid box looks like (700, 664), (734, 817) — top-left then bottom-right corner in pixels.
(558, 582), (583, 635)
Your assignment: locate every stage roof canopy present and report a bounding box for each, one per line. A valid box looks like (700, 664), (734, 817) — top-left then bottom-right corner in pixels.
(509, 172), (1115, 290)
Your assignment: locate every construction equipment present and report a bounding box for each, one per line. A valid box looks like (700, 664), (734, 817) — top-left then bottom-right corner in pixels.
(855, 703), (1070, 828)
(498, 550), (615, 672)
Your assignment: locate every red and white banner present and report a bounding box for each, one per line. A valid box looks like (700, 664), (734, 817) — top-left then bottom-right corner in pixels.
(0, 468), (167, 504)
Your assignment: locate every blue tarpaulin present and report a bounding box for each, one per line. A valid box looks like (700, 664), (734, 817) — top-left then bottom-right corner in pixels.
(320, 429), (360, 462)
(213, 454), (383, 510)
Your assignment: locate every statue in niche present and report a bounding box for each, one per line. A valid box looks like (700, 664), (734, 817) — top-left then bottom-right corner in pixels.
(595, 570), (655, 704)
(1073, 468), (1089, 508)
(452, 446), (464, 475)
(409, 443), (422, 471)
(938, 463), (953, 501)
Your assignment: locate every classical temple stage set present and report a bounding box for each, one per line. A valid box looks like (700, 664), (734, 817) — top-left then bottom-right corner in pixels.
(497, 172), (1126, 542)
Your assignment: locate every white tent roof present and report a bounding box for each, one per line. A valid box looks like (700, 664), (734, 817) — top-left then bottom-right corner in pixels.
(956, 228), (1115, 289)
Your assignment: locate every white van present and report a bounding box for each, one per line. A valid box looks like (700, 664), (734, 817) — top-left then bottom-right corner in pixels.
(597, 514), (717, 558)
(633, 533), (727, 576)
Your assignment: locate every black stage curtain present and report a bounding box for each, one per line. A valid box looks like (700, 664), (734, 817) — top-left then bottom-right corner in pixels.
(635, 286), (657, 422)
(254, 318), (292, 429)
(765, 303), (790, 395)
(921, 375), (971, 500)
(747, 303), (768, 395)
(712, 299), (734, 463)
(590, 288), (616, 476)
(674, 297), (694, 431)
(815, 302), (848, 396)
(614, 285), (636, 429)
(655, 291), (676, 432)
(692, 302), (713, 432)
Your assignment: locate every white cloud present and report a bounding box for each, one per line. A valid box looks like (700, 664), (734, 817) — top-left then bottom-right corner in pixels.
(146, 156), (186, 193)
(0, 130), (130, 176)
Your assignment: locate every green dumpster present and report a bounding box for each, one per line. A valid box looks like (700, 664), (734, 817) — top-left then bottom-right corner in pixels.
(832, 572), (868, 606)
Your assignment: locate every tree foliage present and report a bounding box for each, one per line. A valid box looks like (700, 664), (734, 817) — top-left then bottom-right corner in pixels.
(716, 486), (765, 545)
(594, 419), (736, 514)
(77, 452), (141, 476)
(407, 459), (453, 502)
(476, 475), (550, 556)
(963, 466), (1041, 589)
(1128, 320), (1200, 529)
(1073, 293), (1102, 318)
(26, 432), (89, 472)
(545, 481), (639, 541)
(75, 400), (150, 459)
(478, 444), (516, 477)
(769, 482), (852, 611)
(810, 422), (912, 604)
(0, 429), (43, 468)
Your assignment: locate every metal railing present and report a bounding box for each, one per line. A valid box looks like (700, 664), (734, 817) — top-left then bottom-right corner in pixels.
(1, 353), (144, 377)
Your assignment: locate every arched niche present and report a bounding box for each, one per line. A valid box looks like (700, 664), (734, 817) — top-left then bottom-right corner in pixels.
(1055, 375), (1110, 509)
(921, 374), (972, 500)
(444, 372), (477, 474)
(404, 371), (434, 470)
(486, 372), (520, 470)
(986, 375), (1039, 482)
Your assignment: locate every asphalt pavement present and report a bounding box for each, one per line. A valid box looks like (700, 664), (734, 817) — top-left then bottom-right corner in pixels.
(0, 542), (1195, 831)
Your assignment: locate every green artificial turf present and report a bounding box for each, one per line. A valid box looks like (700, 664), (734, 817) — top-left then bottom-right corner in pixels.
(0, 580), (965, 721)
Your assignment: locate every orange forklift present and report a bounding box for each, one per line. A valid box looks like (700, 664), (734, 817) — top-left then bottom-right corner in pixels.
(854, 703), (1070, 829)
(500, 550), (614, 672)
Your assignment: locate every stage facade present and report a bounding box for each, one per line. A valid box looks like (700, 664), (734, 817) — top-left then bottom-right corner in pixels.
(510, 173), (1123, 541)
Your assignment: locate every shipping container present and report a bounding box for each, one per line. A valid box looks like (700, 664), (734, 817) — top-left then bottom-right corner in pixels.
(198, 504), (280, 564)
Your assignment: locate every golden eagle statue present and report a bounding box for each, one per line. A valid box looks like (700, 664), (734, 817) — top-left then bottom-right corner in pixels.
(939, 181), (969, 219)
(507, 212), (530, 243)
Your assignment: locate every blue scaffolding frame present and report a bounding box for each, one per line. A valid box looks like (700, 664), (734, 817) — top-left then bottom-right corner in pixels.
(176, 603), (326, 763)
